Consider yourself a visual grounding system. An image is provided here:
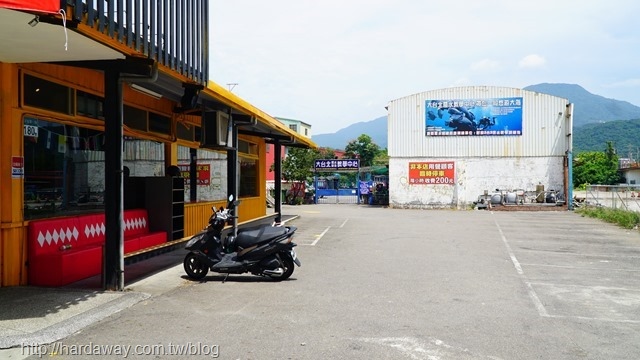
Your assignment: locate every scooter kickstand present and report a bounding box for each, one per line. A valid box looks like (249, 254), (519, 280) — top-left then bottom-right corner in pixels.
(222, 273), (229, 283)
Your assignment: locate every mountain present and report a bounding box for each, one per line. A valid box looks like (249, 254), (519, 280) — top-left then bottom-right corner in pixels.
(312, 116), (387, 149)
(523, 83), (640, 128)
(573, 119), (640, 154)
(311, 84), (640, 150)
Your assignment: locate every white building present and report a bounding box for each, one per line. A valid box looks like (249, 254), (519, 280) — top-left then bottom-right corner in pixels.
(386, 86), (573, 209)
(276, 117), (312, 138)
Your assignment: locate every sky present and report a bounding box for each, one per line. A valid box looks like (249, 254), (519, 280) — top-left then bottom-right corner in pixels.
(209, 0), (640, 135)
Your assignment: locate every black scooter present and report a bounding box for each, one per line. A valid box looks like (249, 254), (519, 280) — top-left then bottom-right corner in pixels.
(183, 195), (300, 281)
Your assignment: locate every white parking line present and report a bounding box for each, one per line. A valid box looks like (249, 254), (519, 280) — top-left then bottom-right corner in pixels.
(493, 214), (549, 317)
(515, 249), (640, 259)
(339, 218), (349, 228)
(308, 226), (330, 246)
(520, 263), (640, 272)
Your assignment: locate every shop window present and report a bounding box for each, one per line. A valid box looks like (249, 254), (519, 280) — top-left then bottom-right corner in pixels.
(238, 140), (258, 155)
(148, 112), (171, 135)
(23, 74), (73, 114)
(176, 123), (201, 143)
(77, 91), (104, 120)
(239, 155), (258, 197)
(238, 139), (259, 197)
(176, 145), (226, 203)
(23, 116), (164, 220)
(194, 126), (202, 143)
(176, 122), (194, 141)
(23, 117), (106, 220)
(124, 105), (147, 131)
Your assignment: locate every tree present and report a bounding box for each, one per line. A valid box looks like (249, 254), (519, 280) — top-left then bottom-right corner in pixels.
(344, 134), (380, 167)
(573, 141), (621, 187)
(373, 148), (389, 166)
(279, 147), (335, 183)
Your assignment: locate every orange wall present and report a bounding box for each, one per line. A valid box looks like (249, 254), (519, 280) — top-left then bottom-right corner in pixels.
(0, 63), (269, 287)
(0, 63), (27, 286)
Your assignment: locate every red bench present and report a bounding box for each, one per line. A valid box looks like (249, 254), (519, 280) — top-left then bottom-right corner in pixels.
(28, 209), (167, 287)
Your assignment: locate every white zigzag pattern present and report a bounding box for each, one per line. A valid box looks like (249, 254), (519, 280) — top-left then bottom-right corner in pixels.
(38, 226), (79, 247)
(37, 216), (148, 247)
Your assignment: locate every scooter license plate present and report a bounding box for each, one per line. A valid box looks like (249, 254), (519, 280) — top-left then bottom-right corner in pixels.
(291, 249), (301, 267)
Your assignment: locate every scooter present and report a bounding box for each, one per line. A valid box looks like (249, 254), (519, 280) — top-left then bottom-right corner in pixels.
(183, 195), (300, 281)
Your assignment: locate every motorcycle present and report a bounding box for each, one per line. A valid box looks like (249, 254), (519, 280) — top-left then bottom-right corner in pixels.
(183, 195), (300, 281)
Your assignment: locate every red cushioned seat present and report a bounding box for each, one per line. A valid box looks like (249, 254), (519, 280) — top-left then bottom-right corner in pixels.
(28, 209), (167, 287)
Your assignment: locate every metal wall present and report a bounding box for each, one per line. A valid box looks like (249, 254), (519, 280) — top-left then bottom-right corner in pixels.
(387, 86), (572, 209)
(387, 86), (571, 158)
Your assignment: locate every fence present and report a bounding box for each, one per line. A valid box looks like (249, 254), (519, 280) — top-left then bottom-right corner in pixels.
(577, 185), (640, 212)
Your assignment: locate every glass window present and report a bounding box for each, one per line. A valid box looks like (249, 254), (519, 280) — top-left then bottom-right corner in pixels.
(77, 91), (104, 120)
(24, 117), (165, 220)
(239, 156), (258, 197)
(176, 145), (227, 203)
(23, 117), (105, 220)
(238, 140), (258, 155)
(124, 105), (147, 131)
(148, 112), (171, 135)
(23, 74), (73, 114)
(289, 124), (297, 132)
(176, 122), (194, 141)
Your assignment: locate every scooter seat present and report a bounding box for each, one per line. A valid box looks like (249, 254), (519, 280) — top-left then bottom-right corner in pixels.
(236, 226), (287, 248)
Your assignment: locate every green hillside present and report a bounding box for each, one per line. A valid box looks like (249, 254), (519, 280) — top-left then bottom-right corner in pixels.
(573, 119), (640, 156)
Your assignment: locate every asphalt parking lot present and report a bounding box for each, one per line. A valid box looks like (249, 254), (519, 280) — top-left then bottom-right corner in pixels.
(16, 204), (640, 360)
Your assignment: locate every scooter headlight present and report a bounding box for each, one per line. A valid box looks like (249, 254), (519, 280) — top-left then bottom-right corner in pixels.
(185, 233), (206, 248)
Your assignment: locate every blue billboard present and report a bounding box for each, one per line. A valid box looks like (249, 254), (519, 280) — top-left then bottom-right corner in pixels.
(425, 97), (523, 136)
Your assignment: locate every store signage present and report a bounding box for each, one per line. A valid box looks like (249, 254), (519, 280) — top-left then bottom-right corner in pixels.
(314, 159), (359, 171)
(11, 156), (24, 178)
(425, 97), (523, 136)
(408, 161), (455, 185)
(178, 164), (211, 185)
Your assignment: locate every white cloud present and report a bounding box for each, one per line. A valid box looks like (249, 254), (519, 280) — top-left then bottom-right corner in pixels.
(209, 1), (640, 134)
(518, 55), (547, 69)
(470, 59), (500, 72)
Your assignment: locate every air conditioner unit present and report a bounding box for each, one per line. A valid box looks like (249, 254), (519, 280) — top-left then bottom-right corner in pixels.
(201, 111), (232, 148)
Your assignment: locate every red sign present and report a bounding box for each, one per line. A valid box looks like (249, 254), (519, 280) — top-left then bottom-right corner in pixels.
(178, 164), (211, 185)
(408, 161), (455, 185)
(0, 0), (61, 13)
(12, 156), (23, 168)
(11, 156), (24, 178)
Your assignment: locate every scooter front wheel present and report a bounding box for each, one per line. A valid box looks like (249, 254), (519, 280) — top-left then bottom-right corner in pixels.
(184, 253), (209, 280)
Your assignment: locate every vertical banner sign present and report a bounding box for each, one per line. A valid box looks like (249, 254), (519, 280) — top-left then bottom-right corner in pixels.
(425, 97), (523, 136)
(0, 0), (61, 13)
(408, 161), (455, 185)
(178, 164), (211, 185)
(12, 156), (24, 178)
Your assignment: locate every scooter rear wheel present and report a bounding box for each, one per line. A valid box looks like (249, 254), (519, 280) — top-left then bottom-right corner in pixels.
(184, 253), (209, 280)
(269, 255), (295, 281)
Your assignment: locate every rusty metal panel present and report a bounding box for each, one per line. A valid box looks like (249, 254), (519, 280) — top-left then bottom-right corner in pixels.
(388, 86), (571, 158)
